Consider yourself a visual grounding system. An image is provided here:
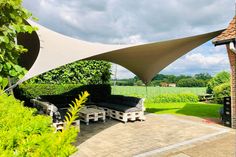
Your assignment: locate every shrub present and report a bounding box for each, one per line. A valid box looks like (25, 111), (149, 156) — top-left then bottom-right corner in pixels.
(14, 83), (111, 106)
(213, 82), (231, 104)
(0, 92), (88, 156)
(207, 71), (230, 94)
(149, 93), (199, 103)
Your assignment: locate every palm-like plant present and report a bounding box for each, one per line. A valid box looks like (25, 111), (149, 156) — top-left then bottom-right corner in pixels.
(64, 91), (90, 130)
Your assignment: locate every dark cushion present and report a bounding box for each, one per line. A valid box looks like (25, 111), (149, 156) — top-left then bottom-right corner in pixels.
(123, 96), (140, 103)
(108, 104), (142, 112)
(122, 96), (142, 108)
(106, 95), (124, 104)
(96, 102), (112, 108)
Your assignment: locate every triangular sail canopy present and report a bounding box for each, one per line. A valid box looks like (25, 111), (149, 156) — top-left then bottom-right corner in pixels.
(18, 21), (223, 84)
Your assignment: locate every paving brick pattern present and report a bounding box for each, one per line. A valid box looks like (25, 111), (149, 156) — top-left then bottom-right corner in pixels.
(72, 114), (234, 157)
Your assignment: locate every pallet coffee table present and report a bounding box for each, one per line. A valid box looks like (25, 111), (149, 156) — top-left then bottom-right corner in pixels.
(79, 106), (106, 125)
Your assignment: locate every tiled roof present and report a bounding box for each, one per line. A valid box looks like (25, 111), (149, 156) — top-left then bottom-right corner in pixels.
(213, 16), (236, 45)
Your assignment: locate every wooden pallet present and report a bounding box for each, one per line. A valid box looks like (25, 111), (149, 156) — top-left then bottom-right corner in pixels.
(53, 120), (80, 132)
(79, 106), (106, 125)
(108, 109), (145, 123)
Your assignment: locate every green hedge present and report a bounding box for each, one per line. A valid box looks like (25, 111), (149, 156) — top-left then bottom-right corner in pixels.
(149, 93), (199, 103)
(27, 60), (111, 84)
(0, 93), (78, 156)
(14, 83), (111, 106)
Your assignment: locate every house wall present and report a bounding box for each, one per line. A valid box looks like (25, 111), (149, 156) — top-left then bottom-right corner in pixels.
(227, 45), (236, 129)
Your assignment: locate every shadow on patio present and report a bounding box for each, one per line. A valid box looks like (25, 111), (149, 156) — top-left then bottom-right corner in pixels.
(75, 118), (120, 146)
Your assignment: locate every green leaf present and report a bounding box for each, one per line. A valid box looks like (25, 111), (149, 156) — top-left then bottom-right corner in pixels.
(14, 65), (22, 73)
(2, 78), (8, 89)
(9, 69), (17, 77)
(0, 36), (9, 43)
(18, 74), (24, 79)
(4, 62), (12, 71)
(0, 64), (3, 72)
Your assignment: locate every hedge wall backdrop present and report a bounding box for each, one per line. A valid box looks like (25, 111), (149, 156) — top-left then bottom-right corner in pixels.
(26, 60), (111, 84)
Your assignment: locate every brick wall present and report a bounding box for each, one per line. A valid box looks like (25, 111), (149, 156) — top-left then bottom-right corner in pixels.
(226, 45), (236, 128)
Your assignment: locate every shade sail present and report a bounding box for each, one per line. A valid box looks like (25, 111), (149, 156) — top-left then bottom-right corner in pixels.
(17, 21), (223, 84)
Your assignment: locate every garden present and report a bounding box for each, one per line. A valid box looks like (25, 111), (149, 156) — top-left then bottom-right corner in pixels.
(112, 71), (230, 118)
(0, 0), (232, 156)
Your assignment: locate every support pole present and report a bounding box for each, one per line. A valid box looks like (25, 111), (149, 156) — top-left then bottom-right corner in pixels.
(145, 82), (148, 99)
(113, 64), (118, 94)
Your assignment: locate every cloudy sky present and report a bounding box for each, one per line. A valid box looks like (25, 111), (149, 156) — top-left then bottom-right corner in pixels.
(23, 0), (235, 78)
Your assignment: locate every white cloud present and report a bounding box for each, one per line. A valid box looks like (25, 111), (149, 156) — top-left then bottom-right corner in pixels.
(23, 0), (234, 78)
(110, 34), (147, 44)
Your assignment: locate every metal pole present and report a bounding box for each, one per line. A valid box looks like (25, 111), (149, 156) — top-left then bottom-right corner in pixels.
(145, 82), (148, 99)
(113, 64), (118, 94)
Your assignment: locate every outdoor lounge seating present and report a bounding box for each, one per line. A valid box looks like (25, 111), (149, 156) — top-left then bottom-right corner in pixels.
(30, 94), (145, 124)
(30, 98), (80, 131)
(89, 95), (146, 123)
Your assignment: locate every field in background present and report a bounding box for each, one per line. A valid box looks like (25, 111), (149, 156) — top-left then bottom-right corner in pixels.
(111, 86), (206, 98)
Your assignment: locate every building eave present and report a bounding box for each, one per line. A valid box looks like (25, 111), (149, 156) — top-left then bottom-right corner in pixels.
(213, 38), (236, 46)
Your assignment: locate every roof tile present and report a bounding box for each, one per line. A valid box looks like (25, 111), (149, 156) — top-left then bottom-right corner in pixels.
(213, 16), (236, 43)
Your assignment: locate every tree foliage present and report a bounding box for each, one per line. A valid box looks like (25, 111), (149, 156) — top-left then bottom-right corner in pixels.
(207, 71), (230, 94)
(0, 0), (37, 89)
(116, 73), (212, 87)
(194, 73), (212, 81)
(177, 78), (205, 87)
(213, 82), (231, 104)
(27, 60), (111, 84)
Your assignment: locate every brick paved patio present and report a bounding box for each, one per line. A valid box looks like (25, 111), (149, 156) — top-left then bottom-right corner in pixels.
(72, 114), (235, 157)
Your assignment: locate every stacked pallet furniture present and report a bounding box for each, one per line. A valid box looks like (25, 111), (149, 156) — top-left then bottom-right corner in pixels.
(79, 106), (106, 125)
(89, 95), (145, 123)
(31, 94), (145, 124)
(30, 99), (80, 131)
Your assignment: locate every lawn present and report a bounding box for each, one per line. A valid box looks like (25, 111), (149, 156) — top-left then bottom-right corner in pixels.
(112, 86), (221, 118)
(112, 86), (206, 99)
(145, 102), (222, 118)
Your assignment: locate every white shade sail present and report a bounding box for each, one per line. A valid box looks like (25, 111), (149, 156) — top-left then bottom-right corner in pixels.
(17, 21), (223, 84)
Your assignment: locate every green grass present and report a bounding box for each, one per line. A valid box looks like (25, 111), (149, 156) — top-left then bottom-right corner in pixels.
(145, 102), (222, 118)
(112, 86), (206, 99)
(112, 86), (220, 118)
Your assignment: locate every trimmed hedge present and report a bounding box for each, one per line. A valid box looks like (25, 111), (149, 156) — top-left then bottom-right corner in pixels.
(27, 60), (111, 84)
(0, 93), (78, 156)
(14, 83), (111, 106)
(149, 93), (199, 103)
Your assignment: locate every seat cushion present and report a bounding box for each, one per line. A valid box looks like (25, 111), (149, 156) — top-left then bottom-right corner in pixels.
(106, 104), (142, 112)
(106, 95), (124, 104)
(96, 102), (112, 108)
(122, 97), (143, 108)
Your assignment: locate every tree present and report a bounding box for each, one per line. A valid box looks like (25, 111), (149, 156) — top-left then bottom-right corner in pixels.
(177, 78), (205, 87)
(207, 71), (230, 94)
(0, 0), (37, 89)
(194, 73), (212, 86)
(194, 73), (212, 81)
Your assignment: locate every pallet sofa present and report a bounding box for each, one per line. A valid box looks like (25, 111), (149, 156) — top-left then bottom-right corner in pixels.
(30, 99), (80, 131)
(89, 95), (146, 123)
(31, 94), (145, 123)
